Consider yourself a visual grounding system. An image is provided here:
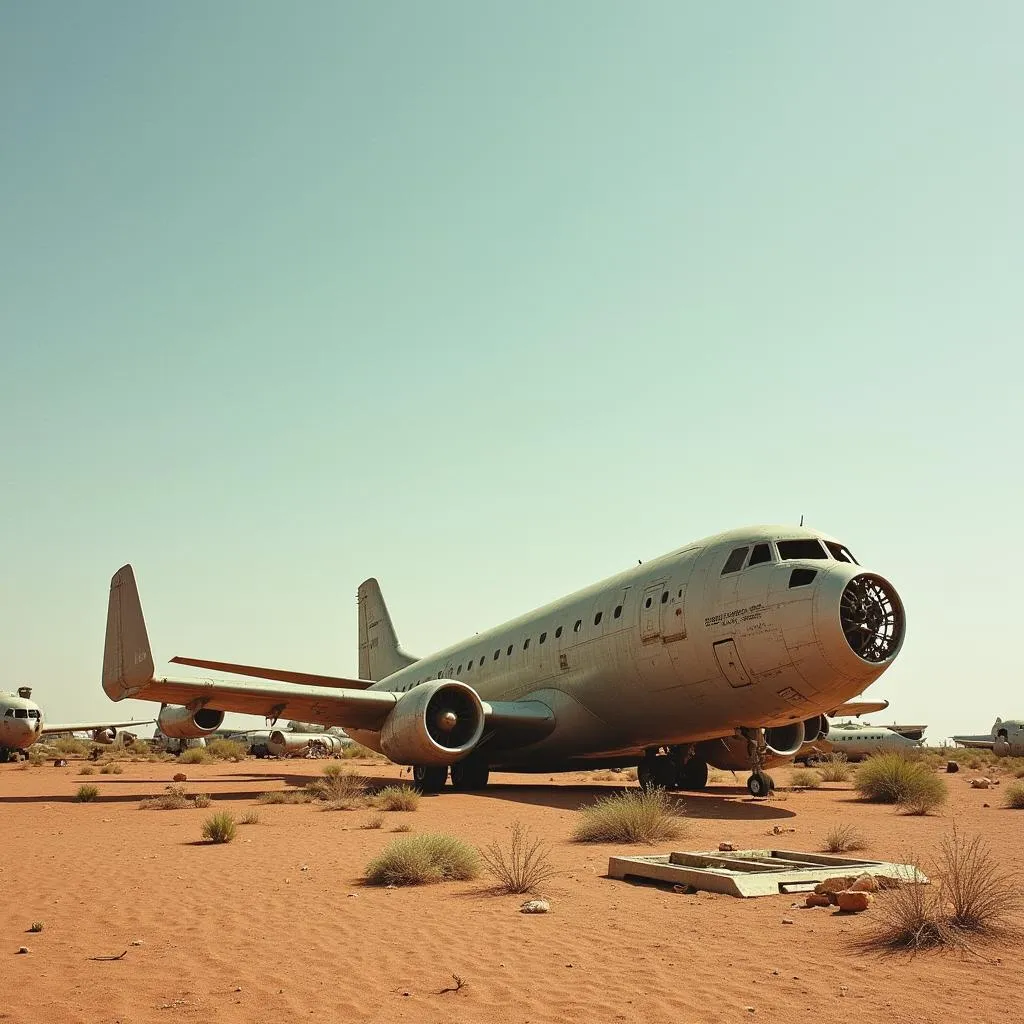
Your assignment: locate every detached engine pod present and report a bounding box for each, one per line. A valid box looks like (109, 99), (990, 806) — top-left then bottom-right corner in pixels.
(379, 680), (485, 766)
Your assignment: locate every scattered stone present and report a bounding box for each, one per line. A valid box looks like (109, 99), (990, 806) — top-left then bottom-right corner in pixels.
(300, 865), (309, 872)
(971, 778), (991, 789)
(983, 803), (990, 808)
(521, 899), (550, 914)
(814, 876), (856, 897)
(130, 940), (143, 947)
(946, 761), (960, 773)
(836, 890), (872, 913)
(781, 918), (794, 925)
(173, 773), (187, 783)
(771, 825), (796, 834)
(746, 1007), (756, 1014)
(850, 874), (879, 893)
(718, 842), (737, 852)
(17, 947), (29, 954)
(805, 893), (832, 908)
(234, 987), (242, 993)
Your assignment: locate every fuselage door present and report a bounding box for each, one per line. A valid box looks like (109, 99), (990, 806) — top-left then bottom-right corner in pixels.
(713, 638), (752, 688)
(640, 582), (665, 643)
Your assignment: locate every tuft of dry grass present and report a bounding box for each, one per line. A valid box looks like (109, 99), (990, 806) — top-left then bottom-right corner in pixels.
(898, 772), (948, 815)
(205, 738), (249, 761)
(201, 811), (237, 844)
(74, 784), (100, 802)
(306, 766), (368, 807)
(78, 765), (95, 776)
(571, 788), (686, 844)
(822, 823), (867, 853)
(856, 752), (948, 813)
(239, 810), (260, 825)
(178, 746), (213, 765)
(370, 785), (420, 812)
(139, 784), (209, 810)
(1004, 782), (1024, 809)
(341, 742), (385, 760)
(365, 834), (481, 886)
(816, 753), (852, 783)
(28, 922), (44, 933)
(392, 823), (413, 833)
(53, 737), (91, 756)
(480, 821), (557, 895)
(790, 768), (822, 789)
(868, 827), (1019, 951)
(99, 762), (124, 775)
(360, 815), (384, 829)
(258, 790), (314, 805)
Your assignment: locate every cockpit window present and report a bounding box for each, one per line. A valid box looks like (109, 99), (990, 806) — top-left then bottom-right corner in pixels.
(15, 708), (28, 718)
(777, 539), (828, 560)
(825, 541), (858, 564)
(721, 547), (749, 574)
(4, 709), (13, 717)
(27, 709), (40, 719)
(748, 543), (772, 566)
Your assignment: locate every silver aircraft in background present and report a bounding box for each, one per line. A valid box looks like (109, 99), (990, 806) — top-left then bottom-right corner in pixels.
(101, 525), (905, 797)
(0, 686), (150, 762)
(953, 718), (1024, 757)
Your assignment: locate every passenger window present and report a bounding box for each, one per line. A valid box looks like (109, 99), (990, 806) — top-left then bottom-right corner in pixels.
(678, 589), (683, 597)
(645, 597), (652, 608)
(555, 626), (563, 638)
(721, 547), (749, 574)
(777, 539), (828, 560)
(523, 638), (530, 650)
(748, 543), (771, 566)
(660, 591), (669, 603)
(594, 611), (602, 626)
(494, 650), (500, 660)
(613, 605), (622, 619)
(507, 645), (513, 656)
(457, 665), (462, 674)
(466, 662), (472, 672)
(539, 632), (547, 644)
(573, 619), (582, 632)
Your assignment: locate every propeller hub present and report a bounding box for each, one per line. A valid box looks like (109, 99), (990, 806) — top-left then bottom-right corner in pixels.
(435, 710), (458, 733)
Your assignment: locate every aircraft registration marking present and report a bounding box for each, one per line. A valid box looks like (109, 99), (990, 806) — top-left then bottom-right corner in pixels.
(704, 604), (764, 629)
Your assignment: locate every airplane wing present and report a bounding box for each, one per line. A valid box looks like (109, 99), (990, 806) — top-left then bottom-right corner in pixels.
(951, 735), (995, 749)
(828, 700), (890, 717)
(169, 656), (373, 690)
(41, 720), (153, 735)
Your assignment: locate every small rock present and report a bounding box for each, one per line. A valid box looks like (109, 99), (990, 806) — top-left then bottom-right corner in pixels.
(771, 970), (780, 976)
(983, 802), (990, 808)
(300, 865), (309, 871)
(970, 778), (990, 789)
(521, 899), (550, 914)
(235, 987), (242, 993)
(746, 1007), (756, 1014)
(17, 947), (29, 954)
(836, 890), (872, 913)
(946, 761), (960, 773)
(781, 918), (794, 925)
(850, 874), (879, 893)
(718, 842), (737, 852)
(814, 876), (856, 896)
(173, 773), (187, 783)
(805, 893), (831, 908)
(130, 940), (144, 947)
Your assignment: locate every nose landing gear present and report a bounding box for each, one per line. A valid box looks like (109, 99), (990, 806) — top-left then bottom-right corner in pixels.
(739, 728), (775, 799)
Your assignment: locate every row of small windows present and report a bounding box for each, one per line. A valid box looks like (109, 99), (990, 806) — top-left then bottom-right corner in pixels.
(401, 600), (632, 689)
(3, 708), (40, 719)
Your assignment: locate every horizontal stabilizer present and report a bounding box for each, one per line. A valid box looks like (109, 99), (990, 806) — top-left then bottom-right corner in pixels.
(170, 656), (373, 690)
(951, 735), (995, 749)
(829, 700), (890, 717)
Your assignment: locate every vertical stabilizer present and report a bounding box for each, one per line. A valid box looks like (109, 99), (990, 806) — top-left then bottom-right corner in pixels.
(103, 564), (156, 700)
(357, 578), (418, 681)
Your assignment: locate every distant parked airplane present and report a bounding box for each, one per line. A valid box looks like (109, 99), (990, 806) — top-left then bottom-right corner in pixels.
(101, 525), (905, 797)
(798, 719), (923, 763)
(952, 718), (1024, 756)
(0, 687), (150, 762)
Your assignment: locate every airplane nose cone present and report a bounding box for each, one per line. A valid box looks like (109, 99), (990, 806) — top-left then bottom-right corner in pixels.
(839, 574), (905, 663)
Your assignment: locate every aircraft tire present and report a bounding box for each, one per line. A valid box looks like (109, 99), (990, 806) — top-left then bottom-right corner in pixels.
(638, 756), (676, 791)
(677, 758), (708, 791)
(450, 755), (489, 791)
(412, 765), (448, 794)
(747, 771), (773, 798)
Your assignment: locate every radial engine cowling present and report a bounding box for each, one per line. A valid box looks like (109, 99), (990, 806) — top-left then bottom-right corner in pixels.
(379, 681), (485, 766)
(92, 727), (117, 745)
(158, 705), (225, 740)
(696, 721), (808, 771)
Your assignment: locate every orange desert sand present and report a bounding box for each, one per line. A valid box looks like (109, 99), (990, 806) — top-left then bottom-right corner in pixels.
(1, 758), (1020, 1024)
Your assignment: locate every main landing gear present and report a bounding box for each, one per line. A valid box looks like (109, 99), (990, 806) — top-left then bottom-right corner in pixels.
(637, 747), (709, 792)
(412, 765), (448, 794)
(746, 771), (774, 798)
(411, 754), (490, 794)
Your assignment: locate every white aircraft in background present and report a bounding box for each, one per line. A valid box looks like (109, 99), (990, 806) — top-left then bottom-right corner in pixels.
(0, 687), (150, 762)
(101, 525), (905, 797)
(799, 719), (924, 763)
(952, 718), (1024, 757)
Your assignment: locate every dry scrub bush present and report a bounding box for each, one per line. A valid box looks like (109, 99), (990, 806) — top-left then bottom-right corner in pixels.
(307, 766), (368, 807)
(365, 834), (481, 886)
(571, 788), (686, 844)
(54, 738), (90, 756)
(1004, 782), (1024, 809)
(855, 752), (948, 811)
(480, 821), (557, 895)
(140, 784), (209, 810)
(201, 812), (237, 844)
(341, 742), (384, 760)
(392, 823), (412, 833)
(99, 763), (123, 775)
(361, 815), (384, 829)
(205, 738), (248, 761)
(78, 765), (95, 776)
(178, 747), (212, 765)
(239, 810), (260, 825)
(823, 823), (867, 853)
(816, 753), (852, 783)
(28, 749), (47, 766)
(74, 784), (100, 802)
(370, 785), (420, 812)
(898, 772), (948, 815)
(870, 828), (1019, 951)
(790, 769), (822, 789)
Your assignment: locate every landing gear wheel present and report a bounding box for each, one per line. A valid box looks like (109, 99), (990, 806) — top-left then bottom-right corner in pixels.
(638, 756), (676, 791)
(677, 758), (709, 791)
(450, 756), (490, 791)
(747, 771), (773, 798)
(412, 765), (448, 794)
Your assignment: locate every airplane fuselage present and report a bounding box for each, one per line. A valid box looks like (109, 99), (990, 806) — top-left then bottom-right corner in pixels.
(0, 694), (44, 756)
(347, 526), (904, 768)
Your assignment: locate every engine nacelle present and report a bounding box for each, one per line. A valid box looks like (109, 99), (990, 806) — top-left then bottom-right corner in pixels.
(268, 731), (347, 757)
(157, 705), (225, 740)
(379, 681), (485, 766)
(802, 715), (829, 743)
(696, 721), (808, 771)
(92, 728), (117, 745)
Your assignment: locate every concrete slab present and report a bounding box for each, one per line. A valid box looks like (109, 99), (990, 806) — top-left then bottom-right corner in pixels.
(607, 848), (928, 897)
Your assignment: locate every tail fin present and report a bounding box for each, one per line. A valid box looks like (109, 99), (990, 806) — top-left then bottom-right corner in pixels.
(103, 565), (156, 701)
(357, 578), (418, 681)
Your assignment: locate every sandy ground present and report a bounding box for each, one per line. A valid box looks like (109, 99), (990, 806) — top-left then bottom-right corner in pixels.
(1, 757), (1020, 1024)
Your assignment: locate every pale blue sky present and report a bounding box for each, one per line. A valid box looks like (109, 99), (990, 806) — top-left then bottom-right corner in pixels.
(1, 2), (1020, 743)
